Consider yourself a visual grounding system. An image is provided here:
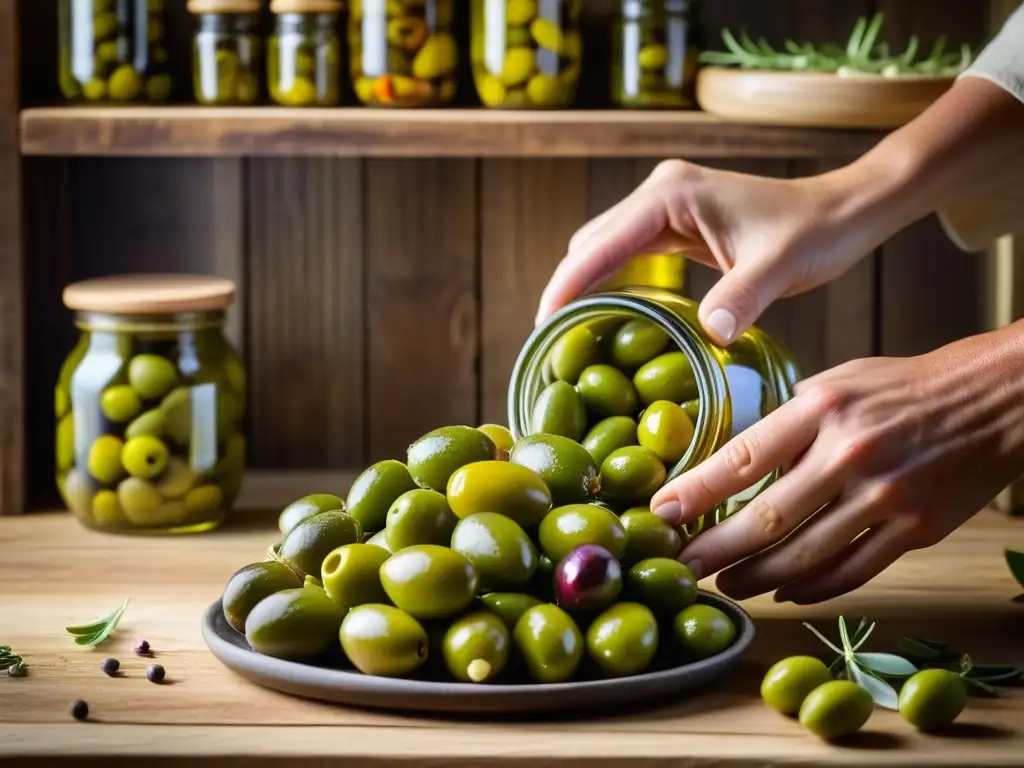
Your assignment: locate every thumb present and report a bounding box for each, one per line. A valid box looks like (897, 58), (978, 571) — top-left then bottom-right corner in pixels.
(697, 259), (789, 346)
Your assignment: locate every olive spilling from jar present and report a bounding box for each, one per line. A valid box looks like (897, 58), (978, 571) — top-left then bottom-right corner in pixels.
(221, 421), (740, 684)
(351, 0), (458, 108)
(58, 0), (172, 104)
(471, 0), (582, 109)
(56, 337), (246, 533)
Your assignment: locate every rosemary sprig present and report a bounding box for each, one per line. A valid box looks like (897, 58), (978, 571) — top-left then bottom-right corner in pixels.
(699, 12), (974, 77)
(65, 598), (130, 647)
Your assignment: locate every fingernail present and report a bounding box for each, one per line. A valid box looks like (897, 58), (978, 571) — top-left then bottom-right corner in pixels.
(652, 501), (682, 525)
(682, 558), (704, 580)
(704, 308), (737, 344)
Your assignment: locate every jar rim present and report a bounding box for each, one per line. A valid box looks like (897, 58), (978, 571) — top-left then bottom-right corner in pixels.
(63, 274), (236, 315)
(270, 0), (342, 13)
(73, 309), (227, 333)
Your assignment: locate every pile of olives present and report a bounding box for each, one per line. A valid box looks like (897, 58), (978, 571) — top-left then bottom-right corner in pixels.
(471, 0), (583, 109)
(351, 0), (458, 107)
(762, 656), (968, 740)
(57, 342), (246, 532)
(268, 20), (342, 107)
(532, 317), (700, 510)
(223, 422), (739, 684)
(59, 0), (172, 104)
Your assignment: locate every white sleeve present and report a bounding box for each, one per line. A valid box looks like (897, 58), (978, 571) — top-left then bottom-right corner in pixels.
(937, 5), (1024, 252)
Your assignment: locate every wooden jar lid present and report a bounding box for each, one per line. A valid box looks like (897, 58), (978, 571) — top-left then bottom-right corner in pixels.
(270, 0), (342, 13)
(63, 275), (236, 314)
(188, 0), (261, 12)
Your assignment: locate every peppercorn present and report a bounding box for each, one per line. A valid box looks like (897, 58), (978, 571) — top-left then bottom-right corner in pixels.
(134, 639), (151, 655)
(146, 663), (165, 683)
(69, 699), (89, 720)
(101, 658), (120, 676)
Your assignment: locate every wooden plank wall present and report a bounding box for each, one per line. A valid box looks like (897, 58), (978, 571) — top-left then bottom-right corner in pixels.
(13, 0), (995, 510)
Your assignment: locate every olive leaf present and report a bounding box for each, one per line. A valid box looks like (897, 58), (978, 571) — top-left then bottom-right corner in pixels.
(854, 652), (918, 678)
(1007, 550), (1024, 590)
(849, 662), (900, 710)
(65, 598), (130, 647)
(897, 636), (1022, 698)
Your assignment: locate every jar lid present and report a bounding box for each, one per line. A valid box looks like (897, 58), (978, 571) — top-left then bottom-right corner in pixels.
(270, 0), (342, 12)
(188, 0), (261, 12)
(63, 275), (236, 314)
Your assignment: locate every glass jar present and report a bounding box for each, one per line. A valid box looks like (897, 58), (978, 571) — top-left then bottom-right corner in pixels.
(350, 0), (457, 107)
(599, 252), (687, 293)
(508, 287), (799, 541)
(190, 0), (263, 105)
(471, 0), (582, 109)
(268, 0), (343, 106)
(56, 276), (246, 535)
(58, 0), (173, 104)
(612, 0), (700, 108)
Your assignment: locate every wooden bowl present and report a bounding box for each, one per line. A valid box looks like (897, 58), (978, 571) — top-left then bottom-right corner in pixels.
(696, 66), (956, 128)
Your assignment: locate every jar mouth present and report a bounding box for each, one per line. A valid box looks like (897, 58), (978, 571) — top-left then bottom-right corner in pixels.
(507, 289), (729, 481)
(74, 310), (227, 333)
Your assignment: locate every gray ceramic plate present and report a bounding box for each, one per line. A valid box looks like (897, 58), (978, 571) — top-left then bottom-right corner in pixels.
(202, 591), (755, 715)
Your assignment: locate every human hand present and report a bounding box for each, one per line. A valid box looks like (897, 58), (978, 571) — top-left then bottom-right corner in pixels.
(648, 326), (1024, 604)
(536, 159), (890, 345)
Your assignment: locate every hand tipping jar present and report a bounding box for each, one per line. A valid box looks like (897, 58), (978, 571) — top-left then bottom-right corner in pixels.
(268, 0), (343, 106)
(471, 0), (582, 109)
(612, 0), (701, 108)
(58, 0), (173, 103)
(508, 285), (799, 543)
(350, 0), (457, 107)
(190, 0), (263, 105)
(57, 276), (247, 535)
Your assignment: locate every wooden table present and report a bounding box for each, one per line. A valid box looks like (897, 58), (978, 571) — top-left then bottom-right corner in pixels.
(1, 508), (1022, 767)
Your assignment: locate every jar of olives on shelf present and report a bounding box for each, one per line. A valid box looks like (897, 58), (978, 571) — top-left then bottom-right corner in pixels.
(350, 0), (457, 107)
(268, 0), (343, 106)
(612, 0), (700, 108)
(471, 0), (582, 109)
(508, 285), (799, 541)
(190, 0), (263, 105)
(58, 0), (173, 103)
(57, 275), (246, 535)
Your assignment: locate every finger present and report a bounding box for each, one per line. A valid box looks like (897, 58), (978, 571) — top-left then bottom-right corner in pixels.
(650, 393), (824, 526)
(536, 194), (670, 324)
(714, 489), (889, 600)
(698, 257), (795, 346)
(773, 518), (912, 604)
(672, 447), (843, 581)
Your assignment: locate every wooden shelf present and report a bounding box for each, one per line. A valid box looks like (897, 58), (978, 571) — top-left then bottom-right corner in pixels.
(19, 107), (887, 158)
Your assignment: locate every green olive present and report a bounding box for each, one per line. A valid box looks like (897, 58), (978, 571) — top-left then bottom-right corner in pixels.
(798, 680), (874, 741)
(446, 460), (552, 527)
(898, 669), (967, 731)
(108, 64), (144, 101)
(620, 510), (682, 563)
(56, 414), (75, 472)
(100, 385), (143, 423)
(674, 603), (736, 660)
(761, 656), (834, 715)
(443, 610), (510, 683)
(526, 72), (562, 105)
(514, 603), (583, 683)
(340, 604), (429, 677)
(538, 503), (626, 563)
(600, 446), (666, 501)
(347, 460), (418, 532)
(501, 46), (536, 87)
(637, 400), (695, 463)
(634, 352), (698, 406)
(407, 426), (498, 494)
(479, 592), (542, 629)
(117, 476), (164, 525)
(506, 0), (538, 25)
(157, 458), (196, 499)
(125, 408), (166, 439)
(320, 543), (391, 613)
(638, 43), (668, 71)
(379, 545), (479, 620)
(222, 561), (303, 634)
(611, 319), (670, 370)
(450, 512), (538, 591)
(121, 435), (170, 480)
(509, 434), (599, 506)
(185, 484), (224, 515)
(586, 602), (658, 677)
(160, 388), (192, 446)
(626, 557), (697, 615)
(548, 325), (601, 384)
(62, 469), (94, 517)
(681, 398), (701, 424)
(412, 34), (457, 79)
(530, 17), (564, 53)
(385, 489), (458, 551)
(279, 493), (345, 536)
(477, 424), (514, 456)
(582, 416), (638, 468)
(530, 381), (587, 441)
(91, 489), (124, 527)
(87, 435), (125, 484)
(576, 364), (640, 419)
(55, 387), (70, 419)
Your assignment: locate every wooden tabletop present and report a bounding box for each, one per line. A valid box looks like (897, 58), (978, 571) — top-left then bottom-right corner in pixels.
(1, 507), (1022, 767)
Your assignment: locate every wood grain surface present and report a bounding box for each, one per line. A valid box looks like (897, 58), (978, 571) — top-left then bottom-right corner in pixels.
(0, 507), (1021, 767)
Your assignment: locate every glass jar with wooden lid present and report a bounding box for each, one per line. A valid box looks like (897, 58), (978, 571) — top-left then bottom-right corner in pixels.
(57, 275), (246, 535)
(190, 0), (264, 105)
(58, 0), (172, 104)
(612, 0), (701, 108)
(268, 0), (344, 106)
(350, 0), (457, 107)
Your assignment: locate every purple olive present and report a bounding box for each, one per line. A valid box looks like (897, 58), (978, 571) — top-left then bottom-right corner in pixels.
(554, 544), (622, 612)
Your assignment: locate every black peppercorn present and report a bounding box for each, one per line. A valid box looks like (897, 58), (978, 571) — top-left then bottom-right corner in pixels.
(146, 663), (165, 683)
(69, 699), (89, 720)
(134, 639), (151, 655)
(100, 658), (120, 676)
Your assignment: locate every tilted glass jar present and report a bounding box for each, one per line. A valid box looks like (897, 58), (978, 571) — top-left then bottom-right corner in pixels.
(57, 276), (247, 535)
(612, 0), (700, 108)
(471, 0), (582, 109)
(190, 0), (263, 106)
(268, 0), (343, 106)
(58, 0), (173, 103)
(508, 286), (799, 541)
(350, 0), (457, 107)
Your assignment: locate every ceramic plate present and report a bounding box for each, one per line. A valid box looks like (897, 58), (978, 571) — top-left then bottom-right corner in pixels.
(202, 591), (755, 715)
